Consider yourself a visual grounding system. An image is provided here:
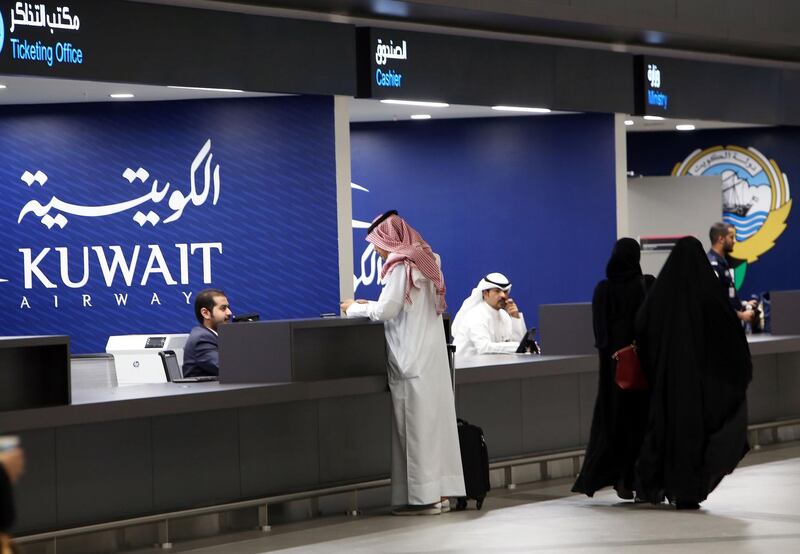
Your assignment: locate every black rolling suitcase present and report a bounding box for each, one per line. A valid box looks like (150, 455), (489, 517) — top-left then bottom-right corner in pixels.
(455, 418), (491, 510)
(445, 335), (491, 511)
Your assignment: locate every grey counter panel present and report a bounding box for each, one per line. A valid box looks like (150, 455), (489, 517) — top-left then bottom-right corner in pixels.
(778, 352), (800, 418)
(458, 380), (522, 458)
(522, 374), (581, 452)
(13, 429), (56, 533)
(748, 355), (780, 423)
(56, 419), (152, 527)
(318, 393), (392, 483)
(152, 409), (241, 511)
(239, 401), (319, 497)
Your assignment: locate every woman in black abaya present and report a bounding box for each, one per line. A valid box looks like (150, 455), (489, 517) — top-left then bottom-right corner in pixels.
(572, 238), (654, 499)
(635, 236), (752, 509)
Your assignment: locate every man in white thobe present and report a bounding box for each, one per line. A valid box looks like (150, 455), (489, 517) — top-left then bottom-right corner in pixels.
(451, 273), (527, 358)
(341, 211), (465, 516)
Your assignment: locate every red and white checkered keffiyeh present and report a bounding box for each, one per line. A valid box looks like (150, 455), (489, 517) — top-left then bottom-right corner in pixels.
(367, 214), (447, 315)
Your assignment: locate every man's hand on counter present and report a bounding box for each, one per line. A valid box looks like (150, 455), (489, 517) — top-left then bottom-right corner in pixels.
(340, 299), (369, 314)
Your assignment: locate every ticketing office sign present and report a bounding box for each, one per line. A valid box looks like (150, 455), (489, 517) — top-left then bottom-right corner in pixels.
(0, 0), (356, 95)
(1, 2), (84, 68)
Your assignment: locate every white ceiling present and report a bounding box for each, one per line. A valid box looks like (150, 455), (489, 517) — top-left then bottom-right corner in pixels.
(0, 74), (767, 132)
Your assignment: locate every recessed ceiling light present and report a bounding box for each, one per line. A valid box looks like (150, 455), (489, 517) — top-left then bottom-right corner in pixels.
(410, 114), (431, 120)
(491, 105), (551, 113)
(109, 93), (135, 99)
(380, 99), (449, 108)
(624, 120), (634, 126)
(643, 115), (665, 121)
(676, 124), (696, 131)
(167, 86), (246, 93)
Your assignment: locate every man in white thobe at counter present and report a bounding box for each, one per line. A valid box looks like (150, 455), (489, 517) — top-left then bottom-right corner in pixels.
(451, 273), (527, 357)
(341, 210), (465, 516)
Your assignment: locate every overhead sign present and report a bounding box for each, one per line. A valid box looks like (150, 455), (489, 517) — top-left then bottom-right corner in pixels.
(357, 27), (634, 114)
(5, 3), (83, 68)
(645, 63), (668, 111)
(0, 0), (356, 95)
(634, 55), (790, 124)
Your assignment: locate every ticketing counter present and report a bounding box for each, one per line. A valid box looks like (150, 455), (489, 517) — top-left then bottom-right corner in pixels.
(4, 303), (800, 539)
(0, 318), (389, 535)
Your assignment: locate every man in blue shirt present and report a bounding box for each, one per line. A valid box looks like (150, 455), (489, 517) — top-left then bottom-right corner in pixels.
(707, 222), (756, 324)
(182, 288), (232, 377)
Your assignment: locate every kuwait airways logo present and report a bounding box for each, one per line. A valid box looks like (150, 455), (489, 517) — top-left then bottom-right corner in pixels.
(673, 145), (792, 287)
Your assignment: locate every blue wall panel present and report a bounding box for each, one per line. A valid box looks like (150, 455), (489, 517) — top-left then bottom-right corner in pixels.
(0, 96), (339, 352)
(350, 113), (617, 332)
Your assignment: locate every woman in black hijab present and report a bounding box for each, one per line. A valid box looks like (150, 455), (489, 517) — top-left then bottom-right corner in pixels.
(572, 238), (655, 499)
(634, 236), (751, 509)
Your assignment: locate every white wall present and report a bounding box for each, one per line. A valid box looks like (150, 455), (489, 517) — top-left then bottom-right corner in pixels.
(627, 175), (722, 276)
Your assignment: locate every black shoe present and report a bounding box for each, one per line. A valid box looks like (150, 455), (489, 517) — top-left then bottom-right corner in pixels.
(615, 479), (634, 500)
(675, 501), (700, 510)
(615, 487), (634, 500)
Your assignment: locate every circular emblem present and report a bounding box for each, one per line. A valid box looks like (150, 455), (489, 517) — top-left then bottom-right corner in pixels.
(0, 10), (5, 55)
(673, 146), (792, 272)
(133, 361), (140, 368)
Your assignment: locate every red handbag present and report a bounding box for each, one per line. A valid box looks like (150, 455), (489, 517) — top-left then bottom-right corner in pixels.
(613, 343), (648, 390)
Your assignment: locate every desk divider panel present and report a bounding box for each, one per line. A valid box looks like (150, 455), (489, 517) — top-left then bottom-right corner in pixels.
(219, 318), (387, 383)
(292, 323), (387, 381)
(770, 290), (800, 335)
(539, 303), (595, 356)
(0, 336), (70, 411)
(219, 321), (292, 382)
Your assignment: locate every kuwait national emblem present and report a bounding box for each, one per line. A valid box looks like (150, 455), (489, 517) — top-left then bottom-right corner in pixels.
(673, 145), (792, 287)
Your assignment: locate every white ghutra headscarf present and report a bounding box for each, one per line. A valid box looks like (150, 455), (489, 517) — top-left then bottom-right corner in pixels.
(451, 272), (512, 336)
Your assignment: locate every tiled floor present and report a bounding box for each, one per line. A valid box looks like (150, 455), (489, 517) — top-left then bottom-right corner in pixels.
(159, 443), (800, 553)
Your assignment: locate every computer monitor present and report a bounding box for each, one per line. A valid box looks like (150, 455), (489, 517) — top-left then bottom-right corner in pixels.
(232, 313), (260, 323)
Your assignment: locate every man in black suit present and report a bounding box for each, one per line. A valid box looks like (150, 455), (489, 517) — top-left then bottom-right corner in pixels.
(182, 288), (232, 377)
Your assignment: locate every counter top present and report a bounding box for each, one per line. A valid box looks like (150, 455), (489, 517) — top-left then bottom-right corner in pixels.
(0, 375), (388, 431)
(2, 333), (797, 432)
